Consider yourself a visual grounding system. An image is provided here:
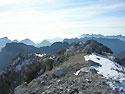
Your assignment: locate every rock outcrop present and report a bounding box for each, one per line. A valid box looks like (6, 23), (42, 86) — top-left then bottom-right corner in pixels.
(83, 40), (113, 55)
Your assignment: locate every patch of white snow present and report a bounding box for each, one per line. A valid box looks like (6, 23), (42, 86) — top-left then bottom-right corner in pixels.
(74, 70), (81, 76)
(35, 53), (46, 57)
(84, 53), (125, 93)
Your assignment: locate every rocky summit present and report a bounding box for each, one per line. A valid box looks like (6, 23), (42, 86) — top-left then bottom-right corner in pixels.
(0, 40), (125, 94)
(83, 40), (113, 55)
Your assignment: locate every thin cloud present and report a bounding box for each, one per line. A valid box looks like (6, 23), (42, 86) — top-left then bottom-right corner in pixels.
(0, 0), (125, 42)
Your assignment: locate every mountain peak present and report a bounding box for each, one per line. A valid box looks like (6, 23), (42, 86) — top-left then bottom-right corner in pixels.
(0, 37), (10, 40)
(63, 40), (113, 56)
(37, 40), (52, 47)
(13, 39), (19, 43)
(21, 38), (33, 42)
(2, 37), (8, 39)
(21, 38), (36, 46)
(83, 40), (113, 55)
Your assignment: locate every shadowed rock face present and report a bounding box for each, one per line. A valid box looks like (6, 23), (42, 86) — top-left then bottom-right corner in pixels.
(83, 40), (113, 55)
(0, 42), (69, 70)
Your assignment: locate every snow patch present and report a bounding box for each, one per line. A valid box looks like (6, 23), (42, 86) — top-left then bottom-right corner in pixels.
(74, 70), (81, 76)
(35, 53), (46, 57)
(49, 56), (55, 60)
(84, 53), (125, 93)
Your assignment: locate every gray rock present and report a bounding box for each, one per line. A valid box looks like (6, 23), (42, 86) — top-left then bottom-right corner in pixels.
(53, 68), (67, 78)
(79, 68), (89, 75)
(89, 67), (98, 74)
(85, 60), (102, 67)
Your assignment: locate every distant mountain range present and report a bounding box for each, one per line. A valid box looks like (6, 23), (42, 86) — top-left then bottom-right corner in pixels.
(1, 34), (125, 52)
(46, 37), (64, 43)
(19, 38), (52, 47)
(0, 37), (52, 51)
(80, 34), (125, 41)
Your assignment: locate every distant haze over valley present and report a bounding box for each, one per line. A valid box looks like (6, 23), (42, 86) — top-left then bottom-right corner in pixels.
(0, 34), (125, 50)
(0, 34), (125, 44)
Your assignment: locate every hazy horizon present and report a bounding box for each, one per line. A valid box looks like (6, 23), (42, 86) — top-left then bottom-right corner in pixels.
(1, 34), (125, 44)
(0, 0), (125, 42)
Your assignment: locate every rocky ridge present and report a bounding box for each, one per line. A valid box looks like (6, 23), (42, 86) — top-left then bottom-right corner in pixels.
(0, 40), (124, 94)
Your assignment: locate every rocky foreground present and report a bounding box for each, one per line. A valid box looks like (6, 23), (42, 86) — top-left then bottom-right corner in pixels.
(14, 54), (116, 94)
(0, 40), (125, 94)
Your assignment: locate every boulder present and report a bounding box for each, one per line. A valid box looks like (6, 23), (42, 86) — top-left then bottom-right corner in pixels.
(53, 68), (67, 78)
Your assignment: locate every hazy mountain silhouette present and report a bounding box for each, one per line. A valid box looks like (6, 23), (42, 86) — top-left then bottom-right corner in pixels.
(21, 38), (36, 46)
(80, 34), (125, 41)
(12, 39), (19, 43)
(0, 37), (11, 51)
(37, 40), (52, 47)
(46, 37), (64, 43)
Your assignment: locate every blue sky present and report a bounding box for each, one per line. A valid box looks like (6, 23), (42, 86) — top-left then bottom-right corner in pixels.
(0, 0), (125, 42)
